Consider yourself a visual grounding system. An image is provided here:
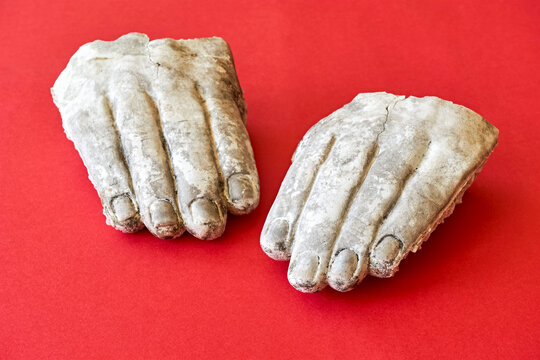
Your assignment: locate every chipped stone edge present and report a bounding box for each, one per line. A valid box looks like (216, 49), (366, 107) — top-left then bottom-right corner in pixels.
(370, 139), (498, 278)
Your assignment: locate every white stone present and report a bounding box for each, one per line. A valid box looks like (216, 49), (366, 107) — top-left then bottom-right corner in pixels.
(261, 92), (498, 292)
(52, 33), (259, 240)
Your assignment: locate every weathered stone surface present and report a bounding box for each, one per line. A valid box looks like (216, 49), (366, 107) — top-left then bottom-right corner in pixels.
(52, 33), (259, 240)
(261, 92), (498, 292)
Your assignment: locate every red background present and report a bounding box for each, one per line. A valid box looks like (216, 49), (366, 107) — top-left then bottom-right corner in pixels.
(1, 1), (539, 358)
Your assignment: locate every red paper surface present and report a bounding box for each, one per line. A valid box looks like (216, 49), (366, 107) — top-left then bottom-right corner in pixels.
(1, 1), (539, 358)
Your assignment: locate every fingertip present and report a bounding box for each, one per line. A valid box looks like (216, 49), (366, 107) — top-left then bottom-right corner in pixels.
(109, 194), (144, 233)
(148, 199), (184, 239)
(327, 249), (366, 292)
(226, 173), (259, 215)
(260, 218), (291, 260)
(188, 197), (226, 240)
(369, 235), (403, 277)
(287, 252), (325, 293)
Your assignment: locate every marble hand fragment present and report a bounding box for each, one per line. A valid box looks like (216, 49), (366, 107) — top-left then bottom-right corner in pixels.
(52, 33), (259, 240)
(261, 92), (498, 292)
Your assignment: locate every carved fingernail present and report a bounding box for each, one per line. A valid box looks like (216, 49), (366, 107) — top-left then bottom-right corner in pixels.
(373, 235), (403, 265)
(328, 249), (358, 290)
(111, 194), (137, 222)
(190, 198), (222, 227)
(261, 218), (290, 259)
(227, 174), (257, 209)
(150, 200), (179, 237)
(288, 252), (320, 290)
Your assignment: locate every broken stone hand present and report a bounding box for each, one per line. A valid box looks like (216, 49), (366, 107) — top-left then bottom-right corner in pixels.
(52, 33), (259, 240)
(52, 34), (499, 293)
(261, 93), (498, 292)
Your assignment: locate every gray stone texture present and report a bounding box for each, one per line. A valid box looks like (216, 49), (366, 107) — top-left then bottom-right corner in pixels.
(52, 33), (259, 240)
(261, 92), (498, 292)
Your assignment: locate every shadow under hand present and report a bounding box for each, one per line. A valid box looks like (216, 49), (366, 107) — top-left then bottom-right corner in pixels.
(312, 182), (503, 305)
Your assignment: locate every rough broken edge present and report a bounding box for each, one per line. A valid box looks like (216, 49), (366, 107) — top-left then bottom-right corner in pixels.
(373, 146), (496, 278)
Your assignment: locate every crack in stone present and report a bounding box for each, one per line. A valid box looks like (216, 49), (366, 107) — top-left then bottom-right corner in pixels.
(145, 42), (160, 80)
(377, 96), (407, 143)
(327, 95), (411, 265)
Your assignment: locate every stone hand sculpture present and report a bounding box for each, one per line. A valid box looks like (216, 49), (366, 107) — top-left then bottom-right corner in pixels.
(52, 33), (259, 240)
(261, 92), (498, 292)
